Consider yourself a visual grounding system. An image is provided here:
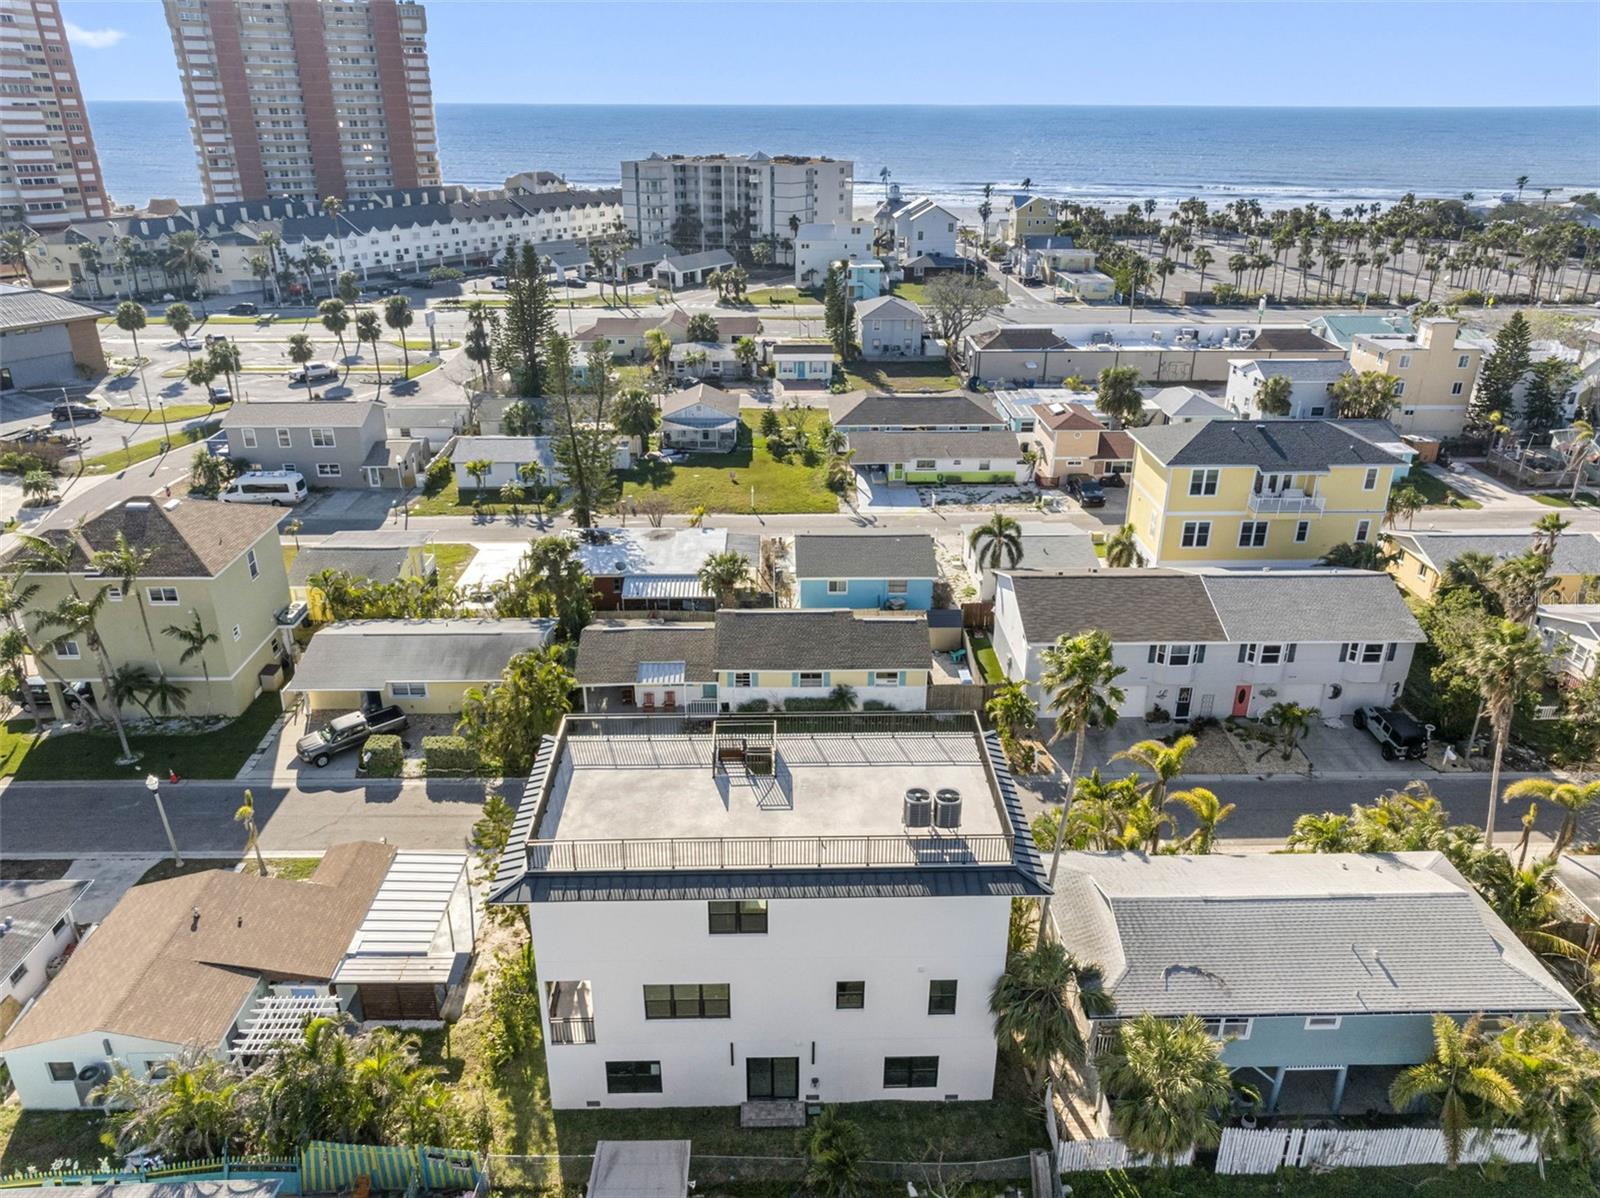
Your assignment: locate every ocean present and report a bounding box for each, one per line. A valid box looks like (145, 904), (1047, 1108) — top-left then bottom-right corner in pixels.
(87, 102), (1600, 214)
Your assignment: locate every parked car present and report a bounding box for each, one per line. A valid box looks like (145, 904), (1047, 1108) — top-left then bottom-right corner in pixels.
(288, 362), (337, 384)
(1352, 705), (1431, 760)
(51, 403), (100, 422)
(208, 384), (232, 403)
(11, 677), (95, 714)
(204, 332), (230, 346)
(227, 302), (259, 317)
(490, 276), (508, 290)
(219, 470), (308, 506)
(297, 705), (408, 767)
(1066, 474), (1106, 507)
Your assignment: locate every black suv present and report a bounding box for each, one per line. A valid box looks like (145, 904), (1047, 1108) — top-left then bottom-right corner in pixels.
(1067, 474), (1106, 508)
(52, 402), (100, 422)
(1352, 705), (1431, 760)
(228, 302), (259, 316)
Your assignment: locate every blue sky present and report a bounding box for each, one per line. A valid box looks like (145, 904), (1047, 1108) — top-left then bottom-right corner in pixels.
(61, 0), (1600, 106)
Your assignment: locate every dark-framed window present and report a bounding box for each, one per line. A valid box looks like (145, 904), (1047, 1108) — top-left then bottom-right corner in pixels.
(47, 1061), (76, 1082)
(883, 1056), (939, 1088)
(708, 899), (768, 934)
(8, 963), (26, 985)
(928, 979), (958, 1015)
(836, 981), (865, 1010)
(643, 983), (731, 1019)
(605, 1060), (662, 1094)
(51, 916), (67, 935)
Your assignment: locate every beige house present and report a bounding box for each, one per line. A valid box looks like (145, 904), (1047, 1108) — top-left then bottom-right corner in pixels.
(996, 194), (1055, 245)
(1386, 530), (1600, 602)
(1028, 400), (1135, 486)
(7, 497), (293, 718)
(1348, 318), (1488, 439)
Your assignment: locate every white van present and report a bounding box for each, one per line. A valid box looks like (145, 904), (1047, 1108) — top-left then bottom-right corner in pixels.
(219, 470), (308, 505)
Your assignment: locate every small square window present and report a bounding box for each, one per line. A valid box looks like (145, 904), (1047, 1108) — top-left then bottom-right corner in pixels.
(928, 979), (958, 1015)
(798, 671), (824, 688)
(55, 639), (80, 660)
(48, 1061), (76, 1082)
(887, 579), (908, 594)
(731, 672), (752, 688)
(146, 586), (179, 604)
(836, 981), (865, 1010)
(883, 1056), (939, 1088)
(826, 579), (847, 594)
(8, 962), (26, 985)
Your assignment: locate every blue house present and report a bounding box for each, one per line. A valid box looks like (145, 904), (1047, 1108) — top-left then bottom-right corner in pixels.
(1050, 851), (1578, 1115)
(793, 533), (939, 611)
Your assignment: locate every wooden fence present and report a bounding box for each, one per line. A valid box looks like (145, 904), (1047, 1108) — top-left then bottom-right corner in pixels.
(1213, 1126), (1540, 1174)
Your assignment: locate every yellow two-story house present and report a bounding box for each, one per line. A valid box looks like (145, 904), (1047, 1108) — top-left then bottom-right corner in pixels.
(1127, 420), (1406, 567)
(9, 497), (294, 719)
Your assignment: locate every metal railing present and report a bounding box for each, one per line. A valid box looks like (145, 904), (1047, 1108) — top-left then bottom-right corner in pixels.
(525, 832), (1014, 872)
(1246, 490), (1325, 514)
(546, 1017), (596, 1045)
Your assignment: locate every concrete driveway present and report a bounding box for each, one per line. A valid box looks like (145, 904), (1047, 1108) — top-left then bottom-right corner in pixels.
(856, 472), (923, 509)
(1422, 462), (1543, 511)
(457, 541), (530, 590)
(1299, 720), (1426, 778)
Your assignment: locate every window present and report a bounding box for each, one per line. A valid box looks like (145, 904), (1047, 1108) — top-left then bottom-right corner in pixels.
(928, 979), (958, 1015)
(316, 463), (342, 478)
(246, 548), (259, 579)
(1354, 520), (1371, 543)
(1202, 1018), (1253, 1040)
(1257, 644), (1284, 665)
(605, 1061), (662, 1094)
(731, 672), (753, 688)
(915, 459), (936, 470)
(1305, 1016), (1342, 1030)
(1188, 468), (1219, 496)
(1363, 467), (1379, 490)
(8, 962), (26, 985)
(241, 428), (257, 449)
(1451, 381), (1464, 396)
(390, 681), (428, 698)
(1149, 643), (1201, 667)
(146, 586), (179, 604)
(48, 1061), (76, 1082)
(872, 671), (900, 687)
(105, 586), (122, 602)
(1394, 381), (1406, 396)
(883, 1056), (939, 1088)
(54, 639), (80, 659)
(1397, 354), (1411, 368)
(1180, 521), (1210, 549)
(275, 428), (292, 448)
(1295, 521), (1310, 543)
(887, 579), (908, 594)
(1457, 354), (1470, 369)
(51, 917), (67, 935)
(643, 983), (730, 1019)
(977, 460), (991, 472)
(1341, 642), (1386, 664)
(826, 579), (847, 594)
(798, 671), (824, 688)
(836, 981), (865, 1009)
(1237, 521), (1268, 548)
(708, 899), (767, 934)
(310, 428), (336, 448)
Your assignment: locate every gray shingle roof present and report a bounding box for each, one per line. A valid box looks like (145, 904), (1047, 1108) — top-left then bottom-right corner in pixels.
(222, 400), (380, 429)
(714, 610), (928, 671)
(0, 284), (103, 331)
(793, 533), (937, 580)
(1050, 851), (1579, 1017)
(575, 622), (717, 685)
(972, 327), (1067, 351)
(1130, 419), (1403, 469)
(287, 620), (556, 692)
(451, 435), (553, 466)
(846, 429), (1023, 464)
(288, 547), (413, 588)
(660, 384), (740, 421)
(830, 392), (1004, 429)
(659, 249), (737, 273)
(1199, 570), (1424, 644)
(0, 879), (90, 983)
(1390, 530), (1600, 577)
(1004, 570), (1225, 643)
(854, 295), (922, 321)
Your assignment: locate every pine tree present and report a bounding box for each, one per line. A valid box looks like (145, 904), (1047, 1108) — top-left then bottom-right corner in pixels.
(502, 241), (555, 396)
(1520, 357), (1573, 434)
(823, 262), (851, 358)
(1472, 310), (1532, 429)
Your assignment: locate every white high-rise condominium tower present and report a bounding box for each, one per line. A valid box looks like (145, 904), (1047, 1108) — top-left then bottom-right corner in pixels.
(0, 0), (111, 229)
(162, 0), (441, 204)
(621, 151), (853, 256)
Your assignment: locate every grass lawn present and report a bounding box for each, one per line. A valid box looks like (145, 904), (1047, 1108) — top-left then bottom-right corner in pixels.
(0, 693), (281, 782)
(1406, 465), (1481, 509)
(391, 337), (460, 350)
(889, 280), (933, 304)
(740, 287), (823, 307)
(135, 856), (236, 885)
(240, 855), (322, 880)
(433, 542), (479, 585)
(619, 412), (836, 514)
(0, 859), (73, 880)
(842, 360), (962, 393)
(103, 403), (228, 425)
(1535, 490), (1600, 507)
(79, 420), (218, 475)
(1059, 1163), (1595, 1197)
(968, 632), (1005, 684)
(0, 1105), (111, 1175)
(282, 544), (298, 573)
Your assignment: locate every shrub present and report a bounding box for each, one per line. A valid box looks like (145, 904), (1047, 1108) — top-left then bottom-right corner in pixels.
(735, 698), (770, 713)
(424, 455), (452, 495)
(1448, 289), (1486, 307)
(0, 451), (51, 477)
(1146, 704), (1171, 723)
(758, 407), (781, 437)
(424, 734), (480, 775)
(860, 699), (895, 711)
(783, 695), (853, 712)
(361, 733), (403, 777)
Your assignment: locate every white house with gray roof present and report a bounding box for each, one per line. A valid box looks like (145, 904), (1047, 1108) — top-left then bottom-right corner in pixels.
(1226, 357), (1351, 420)
(660, 384), (741, 452)
(960, 523), (1099, 601)
(992, 568), (1423, 719)
(0, 880), (90, 1033)
(221, 400), (422, 489)
(654, 250), (738, 289)
(854, 295), (926, 360)
(1050, 851), (1579, 1114)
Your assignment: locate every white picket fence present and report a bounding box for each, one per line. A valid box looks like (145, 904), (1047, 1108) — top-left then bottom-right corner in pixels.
(1214, 1126), (1541, 1174)
(1057, 1138), (1194, 1173)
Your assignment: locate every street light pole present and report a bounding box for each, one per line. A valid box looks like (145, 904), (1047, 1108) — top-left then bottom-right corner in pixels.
(145, 773), (183, 867)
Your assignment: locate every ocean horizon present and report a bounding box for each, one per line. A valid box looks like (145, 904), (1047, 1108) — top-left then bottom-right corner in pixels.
(87, 101), (1600, 214)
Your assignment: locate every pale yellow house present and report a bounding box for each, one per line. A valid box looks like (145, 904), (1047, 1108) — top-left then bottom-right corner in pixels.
(1001, 194), (1056, 245)
(1127, 420), (1406, 567)
(1386, 530), (1600, 602)
(9, 497), (292, 718)
(1347, 318), (1488, 439)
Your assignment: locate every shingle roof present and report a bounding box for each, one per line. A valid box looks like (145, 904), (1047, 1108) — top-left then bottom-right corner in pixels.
(222, 400), (380, 429)
(963, 524), (1099, 572)
(0, 283), (103, 331)
(1199, 570), (1424, 644)
(831, 391), (1003, 428)
(286, 620), (556, 692)
(770, 341), (835, 355)
(660, 383), (740, 420)
(854, 295), (922, 321)
(575, 621), (717, 685)
(6, 496), (282, 577)
(972, 327), (1067, 351)
(658, 249), (737, 273)
(0, 844), (395, 1051)
(1050, 852), (1579, 1017)
(846, 429), (1024, 464)
(1245, 327), (1340, 353)
(0, 880), (90, 986)
(1389, 530), (1600, 576)
(1022, 235), (1077, 251)
(1033, 402), (1103, 431)
(287, 546), (413, 588)
(1146, 387), (1230, 418)
(1130, 419), (1403, 469)
(1003, 570), (1225, 643)
(793, 533), (937, 580)
(451, 435), (552, 465)
(714, 610), (929, 671)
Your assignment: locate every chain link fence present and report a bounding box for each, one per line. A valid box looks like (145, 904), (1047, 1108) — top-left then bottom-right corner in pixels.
(487, 1152), (1032, 1195)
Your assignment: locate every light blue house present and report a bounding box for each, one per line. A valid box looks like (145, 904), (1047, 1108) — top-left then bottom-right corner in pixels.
(1051, 852), (1578, 1115)
(845, 260), (885, 300)
(792, 533), (939, 611)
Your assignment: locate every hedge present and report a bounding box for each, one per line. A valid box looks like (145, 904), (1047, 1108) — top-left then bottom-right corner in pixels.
(359, 734), (403, 777)
(423, 734), (480, 775)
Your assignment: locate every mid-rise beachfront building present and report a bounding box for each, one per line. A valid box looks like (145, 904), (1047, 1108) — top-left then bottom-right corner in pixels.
(490, 711), (1044, 1110)
(162, 0), (440, 204)
(0, 0), (111, 228)
(1347, 318), (1488, 439)
(621, 152), (853, 257)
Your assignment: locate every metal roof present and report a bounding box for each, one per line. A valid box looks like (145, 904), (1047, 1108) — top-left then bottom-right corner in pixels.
(286, 619), (556, 691)
(621, 575), (709, 600)
(636, 661), (687, 685)
(344, 852), (466, 956)
(0, 283), (103, 331)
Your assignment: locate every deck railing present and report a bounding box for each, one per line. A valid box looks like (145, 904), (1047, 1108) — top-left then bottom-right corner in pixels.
(546, 1017), (597, 1045)
(526, 832), (1014, 872)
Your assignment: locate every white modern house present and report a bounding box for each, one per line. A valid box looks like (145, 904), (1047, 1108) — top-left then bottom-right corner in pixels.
(793, 222), (874, 288)
(1535, 604), (1600, 682)
(991, 568), (1424, 719)
(960, 522), (1099, 602)
(1226, 358), (1352, 420)
(660, 384), (742, 453)
(489, 708), (1044, 1110)
(1145, 386), (1233, 425)
(854, 295), (927, 360)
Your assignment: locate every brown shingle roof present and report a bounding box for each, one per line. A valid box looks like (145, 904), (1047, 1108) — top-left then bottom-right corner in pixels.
(0, 842), (395, 1052)
(7, 497), (283, 577)
(1035, 403), (1104, 431)
(1247, 327), (1339, 353)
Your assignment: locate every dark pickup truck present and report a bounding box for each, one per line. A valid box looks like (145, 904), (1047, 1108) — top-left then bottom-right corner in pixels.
(296, 705), (408, 767)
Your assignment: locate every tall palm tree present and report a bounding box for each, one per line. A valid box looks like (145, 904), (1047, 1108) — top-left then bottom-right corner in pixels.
(1468, 619), (1548, 846)
(164, 302), (196, 364)
(1095, 1013), (1233, 1165)
(968, 511), (1024, 570)
(0, 226), (42, 285)
(1440, 550), (1500, 606)
(32, 589), (137, 761)
(1170, 787), (1235, 853)
(163, 610), (218, 691)
(355, 309), (384, 390)
(0, 575), (48, 727)
(1501, 778), (1600, 859)
(237, 788), (268, 875)
(92, 531), (159, 659)
(989, 939), (1112, 1090)
(383, 294), (414, 376)
(114, 300), (155, 414)
(1111, 735), (1196, 850)
(319, 299), (352, 382)
(697, 550), (751, 608)
(1039, 631), (1126, 914)
(1390, 1014), (1521, 1169)
(164, 230), (212, 303)
(1102, 524), (1138, 568)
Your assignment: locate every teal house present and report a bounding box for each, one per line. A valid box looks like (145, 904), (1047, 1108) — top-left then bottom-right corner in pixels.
(1050, 852), (1578, 1115)
(793, 533), (938, 610)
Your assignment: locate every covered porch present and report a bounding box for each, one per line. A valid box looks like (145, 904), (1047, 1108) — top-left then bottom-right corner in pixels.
(582, 661), (718, 716)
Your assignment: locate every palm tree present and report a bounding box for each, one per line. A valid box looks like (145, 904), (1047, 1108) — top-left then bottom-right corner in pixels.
(93, 1048), (246, 1157)
(165, 301), (196, 364)
(1192, 246), (1215, 294)
(1468, 620), (1548, 846)
(462, 300), (496, 391)
(1039, 631), (1126, 913)
(0, 226), (42, 285)
(143, 673), (191, 716)
(1516, 176), (1530, 202)
(1252, 373), (1293, 417)
(802, 1106), (869, 1198)
(697, 550), (751, 607)
(1095, 1013), (1233, 1165)
(1111, 735), (1196, 850)
(114, 300), (155, 413)
(1170, 787), (1235, 853)
(642, 327), (672, 379)
(383, 294), (414, 376)
(319, 298), (352, 382)
(1441, 550), (1499, 604)
(1263, 700), (1317, 761)
(968, 511), (1024, 571)
(461, 458), (492, 500)
(1501, 777), (1600, 859)
(236, 788), (268, 875)
(355, 309), (384, 389)
(1390, 1014), (1521, 1169)
(21, 471), (57, 506)
(33, 589), (137, 762)
(163, 610), (218, 691)
(1103, 523), (1138, 568)
(0, 575), (48, 727)
(985, 681), (1039, 742)
(92, 530), (160, 660)
(1385, 483), (1425, 530)
(287, 331), (316, 376)
(256, 229), (284, 304)
(990, 939), (1112, 1090)
(164, 230), (212, 302)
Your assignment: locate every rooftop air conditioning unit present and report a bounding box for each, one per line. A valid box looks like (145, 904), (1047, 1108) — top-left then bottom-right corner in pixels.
(933, 788), (963, 829)
(903, 788), (933, 828)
